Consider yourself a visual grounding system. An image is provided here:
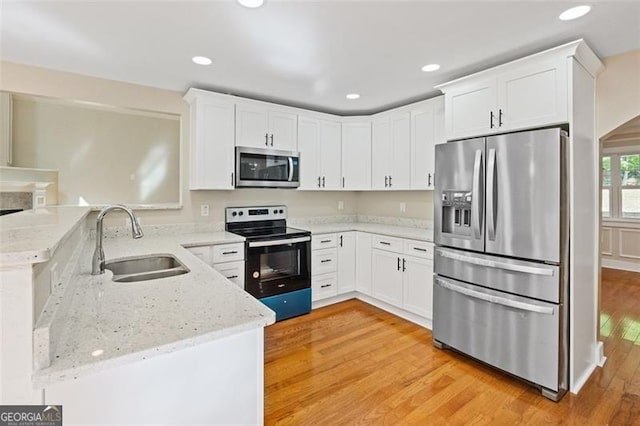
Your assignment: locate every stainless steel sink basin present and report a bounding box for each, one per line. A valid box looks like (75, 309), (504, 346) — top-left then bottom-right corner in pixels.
(105, 254), (190, 283)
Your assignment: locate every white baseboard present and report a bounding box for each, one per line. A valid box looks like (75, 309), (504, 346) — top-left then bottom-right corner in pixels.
(596, 341), (607, 367)
(311, 292), (357, 310)
(570, 361), (598, 394)
(601, 258), (640, 272)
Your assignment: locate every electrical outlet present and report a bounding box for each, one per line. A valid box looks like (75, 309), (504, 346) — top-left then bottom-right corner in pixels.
(201, 204), (210, 217)
(338, 201), (344, 210)
(400, 202), (406, 213)
(50, 263), (59, 294)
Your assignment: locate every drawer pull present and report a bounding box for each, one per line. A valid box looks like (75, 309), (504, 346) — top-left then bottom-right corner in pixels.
(226, 275), (239, 279)
(278, 284), (285, 288)
(320, 259), (332, 263)
(320, 239), (332, 243)
(321, 284), (332, 288)
(379, 241), (391, 246)
(413, 247), (427, 252)
(222, 250), (238, 255)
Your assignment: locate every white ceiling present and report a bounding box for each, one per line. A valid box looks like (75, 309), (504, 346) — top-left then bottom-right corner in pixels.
(1, 1), (639, 115)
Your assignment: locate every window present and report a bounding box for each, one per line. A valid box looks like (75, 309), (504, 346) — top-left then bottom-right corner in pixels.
(601, 151), (640, 221)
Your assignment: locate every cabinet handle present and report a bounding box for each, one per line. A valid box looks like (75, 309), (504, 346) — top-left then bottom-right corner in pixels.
(265, 133), (269, 146)
(226, 275), (239, 279)
(342, 177), (345, 188)
(340, 235), (343, 247)
(397, 257), (401, 271)
(321, 284), (332, 288)
(389, 176), (392, 187)
(318, 176), (321, 188)
(320, 239), (331, 243)
(428, 173), (432, 187)
(385, 176), (388, 187)
(270, 134), (274, 146)
(231, 172), (234, 187)
(413, 247), (427, 252)
(402, 258), (406, 272)
(320, 259), (332, 263)
(498, 109), (503, 127)
(322, 176), (326, 187)
(490, 111), (495, 129)
(222, 251), (238, 255)
(379, 241), (391, 246)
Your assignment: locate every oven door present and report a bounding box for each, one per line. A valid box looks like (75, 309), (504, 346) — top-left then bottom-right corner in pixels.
(235, 147), (300, 188)
(245, 236), (311, 298)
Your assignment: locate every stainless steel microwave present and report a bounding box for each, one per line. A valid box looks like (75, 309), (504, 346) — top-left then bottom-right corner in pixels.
(235, 147), (300, 188)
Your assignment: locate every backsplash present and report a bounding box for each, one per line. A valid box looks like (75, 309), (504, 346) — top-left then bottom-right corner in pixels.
(0, 192), (33, 210)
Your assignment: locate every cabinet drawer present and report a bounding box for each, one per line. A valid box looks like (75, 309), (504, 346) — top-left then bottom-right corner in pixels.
(312, 233), (337, 250)
(312, 272), (338, 301)
(403, 240), (434, 259)
(312, 248), (337, 275)
(186, 246), (211, 264)
(213, 260), (245, 289)
(212, 243), (244, 263)
(371, 235), (403, 253)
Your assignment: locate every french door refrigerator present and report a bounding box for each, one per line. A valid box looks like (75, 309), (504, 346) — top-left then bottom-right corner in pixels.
(433, 127), (569, 401)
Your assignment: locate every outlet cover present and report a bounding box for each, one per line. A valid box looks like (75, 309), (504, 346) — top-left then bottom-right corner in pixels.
(338, 201), (344, 210)
(400, 202), (406, 213)
(201, 204), (210, 217)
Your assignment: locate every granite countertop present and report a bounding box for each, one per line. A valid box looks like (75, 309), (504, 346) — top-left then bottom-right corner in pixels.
(0, 206), (91, 266)
(33, 230), (275, 387)
(294, 222), (434, 242)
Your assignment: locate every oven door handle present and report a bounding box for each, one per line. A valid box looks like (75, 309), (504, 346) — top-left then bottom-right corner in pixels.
(248, 236), (310, 248)
(434, 277), (555, 315)
(288, 157), (294, 182)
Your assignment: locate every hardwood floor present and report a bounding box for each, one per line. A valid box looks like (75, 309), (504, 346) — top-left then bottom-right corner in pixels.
(264, 268), (640, 425)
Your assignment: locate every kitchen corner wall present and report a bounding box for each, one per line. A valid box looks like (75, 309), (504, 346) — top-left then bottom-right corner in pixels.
(357, 191), (433, 220)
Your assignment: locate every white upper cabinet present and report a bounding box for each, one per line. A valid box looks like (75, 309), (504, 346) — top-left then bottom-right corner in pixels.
(410, 96), (445, 190)
(184, 89), (235, 190)
(436, 42), (578, 140)
(372, 112), (411, 190)
(235, 102), (297, 150)
(298, 116), (341, 190)
(341, 120), (371, 190)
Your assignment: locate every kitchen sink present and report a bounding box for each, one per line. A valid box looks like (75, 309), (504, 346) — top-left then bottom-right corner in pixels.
(105, 254), (190, 283)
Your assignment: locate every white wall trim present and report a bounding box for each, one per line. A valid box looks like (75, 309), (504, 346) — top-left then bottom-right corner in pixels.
(601, 227), (613, 255)
(601, 257), (640, 272)
(596, 341), (606, 367)
(618, 228), (640, 259)
(570, 361), (598, 394)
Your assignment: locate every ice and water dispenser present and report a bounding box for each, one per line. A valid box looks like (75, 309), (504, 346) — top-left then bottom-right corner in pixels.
(440, 190), (473, 237)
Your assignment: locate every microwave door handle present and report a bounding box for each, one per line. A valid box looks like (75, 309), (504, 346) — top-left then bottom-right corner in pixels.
(288, 157), (294, 181)
(434, 277), (555, 315)
(472, 149), (483, 239)
(487, 148), (496, 241)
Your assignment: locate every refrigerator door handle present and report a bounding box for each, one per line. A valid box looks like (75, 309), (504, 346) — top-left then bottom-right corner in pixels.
(435, 277), (555, 315)
(487, 148), (497, 241)
(472, 149), (483, 239)
(437, 249), (555, 277)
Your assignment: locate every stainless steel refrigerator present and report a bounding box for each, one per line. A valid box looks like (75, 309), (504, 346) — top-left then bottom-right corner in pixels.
(433, 127), (568, 401)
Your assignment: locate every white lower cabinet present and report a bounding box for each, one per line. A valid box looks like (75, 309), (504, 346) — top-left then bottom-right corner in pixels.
(311, 232), (356, 301)
(186, 243), (245, 289)
(312, 273), (338, 301)
(402, 256), (433, 319)
(213, 260), (245, 289)
(355, 232), (372, 295)
(371, 249), (403, 306)
(337, 232), (356, 293)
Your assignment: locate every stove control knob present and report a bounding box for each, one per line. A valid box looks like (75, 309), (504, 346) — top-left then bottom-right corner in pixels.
(232, 211), (237, 217)
(273, 209), (278, 214)
(238, 211), (244, 216)
(279, 209), (284, 214)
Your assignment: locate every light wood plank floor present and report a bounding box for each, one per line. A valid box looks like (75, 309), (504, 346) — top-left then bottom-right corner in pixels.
(264, 268), (640, 425)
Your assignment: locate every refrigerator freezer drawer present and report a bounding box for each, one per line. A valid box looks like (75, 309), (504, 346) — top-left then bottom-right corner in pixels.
(433, 276), (560, 392)
(435, 247), (561, 303)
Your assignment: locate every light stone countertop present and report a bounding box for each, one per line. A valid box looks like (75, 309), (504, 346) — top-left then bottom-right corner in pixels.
(0, 206), (91, 266)
(32, 230), (275, 388)
(294, 222), (434, 242)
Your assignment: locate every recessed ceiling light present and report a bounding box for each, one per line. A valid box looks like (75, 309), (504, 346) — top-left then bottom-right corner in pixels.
(421, 63), (441, 72)
(346, 93), (360, 100)
(559, 5), (591, 21)
(238, 0), (264, 8)
(192, 56), (212, 66)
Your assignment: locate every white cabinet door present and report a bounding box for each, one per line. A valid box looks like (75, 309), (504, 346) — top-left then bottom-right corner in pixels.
(187, 93), (235, 190)
(214, 261), (245, 289)
(268, 110), (297, 150)
(371, 249), (403, 306)
(319, 120), (342, 190)
(372, 117), (391, 189)
(312, 273), (338, 301)
(337, 232), (356, 293)
(389, 112), (411, 189)
(341, 121), (372, 190)
(402, 256), (433, 319)
(356, 232), (372, 295)
(444, 77), (497, 140)
(497, 57), (568, 131)
(312, 248), (338, 275)
(297, 116), (321, 189)
(235, 103), (269, 148)
(411, 97), (444, 189)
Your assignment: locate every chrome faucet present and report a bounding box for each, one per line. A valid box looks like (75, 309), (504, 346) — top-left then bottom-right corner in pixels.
(92, 204), (143, 275)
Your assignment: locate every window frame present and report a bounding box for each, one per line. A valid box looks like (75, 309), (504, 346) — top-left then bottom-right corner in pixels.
(602, 147), (640, 223)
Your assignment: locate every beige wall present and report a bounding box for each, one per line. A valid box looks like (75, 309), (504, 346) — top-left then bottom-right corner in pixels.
(597, 49), (640, 139)
(357, 191), (433, 220)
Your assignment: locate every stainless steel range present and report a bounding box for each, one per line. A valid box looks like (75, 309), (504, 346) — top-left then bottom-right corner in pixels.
(225, 205), (311, 322)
